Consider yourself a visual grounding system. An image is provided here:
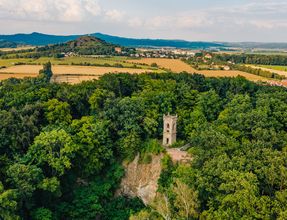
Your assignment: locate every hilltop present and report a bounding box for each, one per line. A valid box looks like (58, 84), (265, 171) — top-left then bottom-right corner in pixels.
(34, 36), (134, 57)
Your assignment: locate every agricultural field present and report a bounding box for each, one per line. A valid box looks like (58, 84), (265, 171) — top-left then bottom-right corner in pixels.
(0, 65), (155, 75)
(0, 64), (159, 84)
(129, 58), (267, 81)
(0, 73), (37, 80)
(0, 56), (154, 69)
(246, 65), (287, 78)
(199, 70), (266, 81)
(51, 75), (100, 84)
(0, 58), (34, 67)
(128, 58), (197, 73)
(29, 56), (151, 69)
(258, 65), (287, 72)
(0, 46), (35, 52)
(0, 57), (273, 83)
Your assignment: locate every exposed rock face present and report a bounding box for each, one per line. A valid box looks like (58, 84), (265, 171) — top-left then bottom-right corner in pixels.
(117, 150), (191, 205)
(117, 154), (163, 205)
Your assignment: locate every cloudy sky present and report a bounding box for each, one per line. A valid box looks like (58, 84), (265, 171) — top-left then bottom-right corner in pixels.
(0, 0), (286, 42)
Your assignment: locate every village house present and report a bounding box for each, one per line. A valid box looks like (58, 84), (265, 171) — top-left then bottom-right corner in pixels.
(114, 47), (122, 53)
(204, 53), (212, 59)
(223, 65), (231, 71)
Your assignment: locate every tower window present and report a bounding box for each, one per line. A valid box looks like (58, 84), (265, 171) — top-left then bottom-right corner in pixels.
(166, 138), (169, 145)
(167, 123), (170, 129)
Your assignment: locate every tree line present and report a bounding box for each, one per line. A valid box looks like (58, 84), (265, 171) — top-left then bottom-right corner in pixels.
(213, 53), (287, 65)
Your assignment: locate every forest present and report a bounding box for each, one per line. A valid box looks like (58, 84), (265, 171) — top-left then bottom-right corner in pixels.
(1, 65), (287, 219)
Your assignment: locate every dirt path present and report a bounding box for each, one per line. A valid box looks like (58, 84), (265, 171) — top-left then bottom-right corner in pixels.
(166, 148), (192, 162)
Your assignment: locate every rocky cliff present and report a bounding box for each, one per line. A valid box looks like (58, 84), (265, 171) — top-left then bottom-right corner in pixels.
(117, 154), (163, 205)
(117, 149), (191, 205)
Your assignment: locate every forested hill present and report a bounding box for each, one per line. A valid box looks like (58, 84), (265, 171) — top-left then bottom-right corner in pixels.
(0, 32), (224, 49)
(2, 32), (287, 49)
(0, 40), (21, 48)
(35, 36), (133, 56)
(92, 33), (224, 49)
(1, 70), (287, 219)
(7, 36), (135, 58)
(0, 32), (81, 46)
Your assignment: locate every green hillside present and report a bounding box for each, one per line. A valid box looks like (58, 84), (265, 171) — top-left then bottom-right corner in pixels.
(0, 40), (19, 48)
(35, 36), (135, 57)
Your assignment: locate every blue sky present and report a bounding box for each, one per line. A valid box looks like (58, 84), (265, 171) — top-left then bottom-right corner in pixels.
(0, 0), (286, 42)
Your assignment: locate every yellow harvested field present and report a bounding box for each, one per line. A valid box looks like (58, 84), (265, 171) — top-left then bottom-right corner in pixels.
(128, 58), (197, 73)
(0, 73), (38, 80)
(0, 65), (42, 74)
(129, 58), (267, 81)
(0, 65), (155, 83)
(199, 70), (266, 81)
(0, 62), (267, 83)
(0, 65), (151, 75)
(52, 75), (100, 84)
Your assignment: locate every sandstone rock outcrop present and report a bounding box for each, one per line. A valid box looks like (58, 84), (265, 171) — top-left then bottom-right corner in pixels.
(117, 149), (191, 205)
(117, 154), (163, 205)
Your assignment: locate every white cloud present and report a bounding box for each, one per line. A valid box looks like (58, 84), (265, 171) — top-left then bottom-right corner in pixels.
(0, 0), (287, 41)
(105, 9), (124, 22)
(0, 0), (102, 22)
(128, 17), (143, 28)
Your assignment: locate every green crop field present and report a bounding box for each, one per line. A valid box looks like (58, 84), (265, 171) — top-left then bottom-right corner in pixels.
(29, 57), (150, 69)
(0, 56), (155, 70)
(259, 65), (287, 72)
(0, 58), (34, 67)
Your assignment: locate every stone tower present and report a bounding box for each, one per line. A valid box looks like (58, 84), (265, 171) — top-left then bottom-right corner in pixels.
(163, 114), (177, 146)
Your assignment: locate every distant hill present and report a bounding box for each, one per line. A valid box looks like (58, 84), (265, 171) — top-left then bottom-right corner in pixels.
(2, 32), (287, 50)
(0, 32), (225, 49)
(0, 40), (21, 48)
(0, 32), (80, 46)
(91, 33), (224, 49)
(224, 42), (287, 50)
